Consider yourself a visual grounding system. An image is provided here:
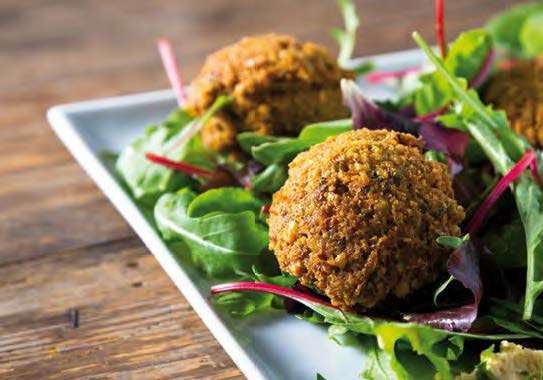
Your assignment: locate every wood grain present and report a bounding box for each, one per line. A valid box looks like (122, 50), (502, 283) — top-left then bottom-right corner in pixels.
(0, 0), (529, 378)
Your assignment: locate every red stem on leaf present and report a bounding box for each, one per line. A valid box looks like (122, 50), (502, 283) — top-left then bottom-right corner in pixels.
(436, 0), (447, 58)
(210, 281), (337, 308)
(467, 150), (536, 235)
(413, 107), (447, 123)
(261, 203), (270, 214)
(157, 37), (187, 107)
(145, 153), (214, 177)
(365, 67), (420, 84)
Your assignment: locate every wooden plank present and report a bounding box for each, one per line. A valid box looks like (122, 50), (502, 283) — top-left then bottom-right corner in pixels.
(0, 238), (242, 379)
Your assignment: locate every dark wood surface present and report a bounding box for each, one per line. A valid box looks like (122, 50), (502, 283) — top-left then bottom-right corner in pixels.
(0, 0), (526, 378)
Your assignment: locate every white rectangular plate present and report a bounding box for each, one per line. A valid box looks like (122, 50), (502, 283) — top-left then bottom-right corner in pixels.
(47, 48), (425, 380)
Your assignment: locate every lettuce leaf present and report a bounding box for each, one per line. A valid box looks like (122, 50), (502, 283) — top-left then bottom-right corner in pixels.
(155, 187), (268, 277)
(116, 109), (198, 205)
(116, 96), (231, 205)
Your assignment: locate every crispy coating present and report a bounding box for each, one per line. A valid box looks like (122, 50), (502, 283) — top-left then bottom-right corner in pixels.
(483, 56), (543, 147)
(186, 34), (353, 151)
(268, 129), (465, 309)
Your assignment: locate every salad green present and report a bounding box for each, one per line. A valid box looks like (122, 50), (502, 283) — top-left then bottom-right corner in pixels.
(113, 1), (543, 379)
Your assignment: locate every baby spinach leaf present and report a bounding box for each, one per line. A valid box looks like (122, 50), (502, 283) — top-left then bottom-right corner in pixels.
(251, 164), (288, 193)
(252, 139), (313, 166)
(237, 132), (282, 154)
(155, 188), (268, 277)
(187, 187), (263, 217)
(298, 119), (353, 142)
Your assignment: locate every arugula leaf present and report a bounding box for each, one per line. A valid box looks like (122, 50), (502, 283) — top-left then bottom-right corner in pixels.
(413, 31), (543, 320)
(486, 2), (543, 57)
(155, 188), (268, 277)
(412, 29), (493, 115)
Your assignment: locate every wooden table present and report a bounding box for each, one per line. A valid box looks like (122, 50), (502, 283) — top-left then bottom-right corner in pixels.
(0, 0), (526, 378)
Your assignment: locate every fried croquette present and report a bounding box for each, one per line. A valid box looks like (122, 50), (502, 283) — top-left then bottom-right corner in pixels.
(483, 56), (543, 147)
(268, 129), (465, 310)
(186, 34), (353, 151)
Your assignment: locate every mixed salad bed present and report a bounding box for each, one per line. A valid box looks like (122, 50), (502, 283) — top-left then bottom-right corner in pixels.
(114, 1), (543, 379)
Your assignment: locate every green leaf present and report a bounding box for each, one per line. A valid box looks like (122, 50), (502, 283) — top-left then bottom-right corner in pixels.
(332, 0), (359, 67)
(187, 187), (264, 217)
(413, 29), (493, 115)
(520, 12), (543, 58)
(116, 96), (232, 205)
(155, 188), (268, 277)
(437, 235), (464, 249)
(445, 29), (493, 82)
(252, 139), (313, 166)
(247, 119), (352, 192)
(251, 164), (289, 193)
(116, 109), (197, 205)
(237, 132), (282, 154)
(486, 2), (543, 57)
(298, 119), (353, 142)
(251, 119), (352, 166)
(413, 31), (543, 320)
(515, 176), (543, 319)
(214, 267), (297, 317)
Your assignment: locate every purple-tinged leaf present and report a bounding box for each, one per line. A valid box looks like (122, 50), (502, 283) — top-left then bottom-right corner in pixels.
(468, 48), (495, 89)
(418, 123), (470, 158)
(340, 79), (418, 134)
(404, 239), (483, 332)
(341, 79), (469, 174)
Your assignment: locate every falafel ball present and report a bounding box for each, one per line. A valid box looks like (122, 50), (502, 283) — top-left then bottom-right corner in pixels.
(268, 129), (465, 310)
(483, 55), (543, 147)
(186, 34), (353, 152)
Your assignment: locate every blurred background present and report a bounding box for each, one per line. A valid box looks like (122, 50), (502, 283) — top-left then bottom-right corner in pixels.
(0, 1), (528, 379)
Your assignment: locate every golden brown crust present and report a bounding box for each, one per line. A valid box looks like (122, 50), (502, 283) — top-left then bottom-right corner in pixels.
(483, 56), (543, 147)
(186, 34), (353, 151)
(268, 129), (465, 309)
